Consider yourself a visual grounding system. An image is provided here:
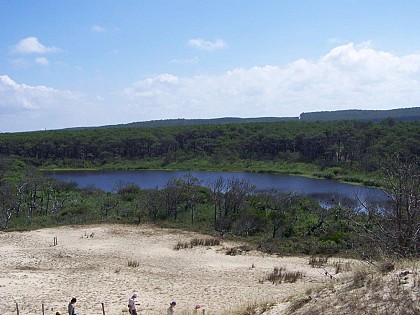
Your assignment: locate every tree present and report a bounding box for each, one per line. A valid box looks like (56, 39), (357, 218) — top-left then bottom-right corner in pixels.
(163, 178), (185, 221)
(381, 155), (419, 257)
(213, 178), (255, 233)
(0, 182), (15, 229)
(145, 187), (164, 222)
(263, 191), (300, 239)
(347, 154), (419, 258)
(181, 173), (202, 225)
(209, 176), (226, 227)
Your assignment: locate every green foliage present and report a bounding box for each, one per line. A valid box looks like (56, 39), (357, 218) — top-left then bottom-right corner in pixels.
(1, 144), (418, 259)
(299, 107), (420, 121)
(1, 120), (418, 178)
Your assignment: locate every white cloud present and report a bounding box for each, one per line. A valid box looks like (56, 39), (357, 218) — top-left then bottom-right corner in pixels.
(91, 24), (105, 32)
(187, 38), (227, 51)
(0, 75), (78, 110)
(3, 43), (420, 132)
(123, 43), (420, 118)
(35, 57), (49, 66)
(13, 37), (60, 54)
(0, 75), (88, 131)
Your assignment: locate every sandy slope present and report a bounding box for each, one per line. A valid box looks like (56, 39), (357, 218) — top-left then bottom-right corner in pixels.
(0, 224), (348, 315)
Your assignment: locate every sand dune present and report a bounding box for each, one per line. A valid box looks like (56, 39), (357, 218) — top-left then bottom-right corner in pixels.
(0, 224), (348, 315)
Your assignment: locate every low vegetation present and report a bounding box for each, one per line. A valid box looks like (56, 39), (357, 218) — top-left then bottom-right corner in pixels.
(265, 267), (304, 284)
(0, 118), (418, 314)
(286, 261), (419, 315)
(173, 238), (220, 250)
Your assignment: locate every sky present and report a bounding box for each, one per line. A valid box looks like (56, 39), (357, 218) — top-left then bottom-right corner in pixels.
(1, 0), (420, 132)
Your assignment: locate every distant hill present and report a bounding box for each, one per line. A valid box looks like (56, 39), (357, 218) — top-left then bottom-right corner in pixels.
(299, 107), (420, 121)
(71, 116), (298, 130)
(69, 107), (419, 130)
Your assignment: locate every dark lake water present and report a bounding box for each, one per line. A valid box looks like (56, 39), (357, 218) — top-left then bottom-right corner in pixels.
(46, 170), (389, 208)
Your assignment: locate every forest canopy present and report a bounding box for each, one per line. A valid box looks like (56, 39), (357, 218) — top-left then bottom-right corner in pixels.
(0, 120), (418, 178)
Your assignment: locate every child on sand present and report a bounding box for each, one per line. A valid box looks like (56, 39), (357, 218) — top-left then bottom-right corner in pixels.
(167, 301), (176, 314)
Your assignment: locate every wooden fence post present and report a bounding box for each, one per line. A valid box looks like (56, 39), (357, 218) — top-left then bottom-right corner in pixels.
(42, 303), (45, 315)
(16, 302), (19, 315)
(101, 302), (106, 315)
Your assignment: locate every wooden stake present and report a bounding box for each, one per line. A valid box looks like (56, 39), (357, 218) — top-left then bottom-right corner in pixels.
(42, 303), (45, 315)
(16, 302), (19, 315)
(101, 302), (106, 315)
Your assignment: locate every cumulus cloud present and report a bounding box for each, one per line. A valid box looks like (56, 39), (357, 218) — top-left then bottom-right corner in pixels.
(0, 75), (88, 131)
(13, 37), (60, 54)
(123, 43), (420, 118)
(0, 75), (78, 111)
(3, 43), (420, 132)
(187, 38), (227, 51)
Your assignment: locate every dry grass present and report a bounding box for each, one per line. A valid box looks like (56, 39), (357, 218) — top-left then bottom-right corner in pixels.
(225, 244), (253, 256)
(285, 260), (420, 315)
(173, 237), (220, 250)
(221, 299), (277, 315)
(127, 259), (139, 267)
(308, 256), (329, 268)
(264, 267), (304, 284)
(333, 260), (352, 274)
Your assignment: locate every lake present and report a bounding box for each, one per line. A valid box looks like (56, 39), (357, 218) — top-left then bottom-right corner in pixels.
(46, 170), (389, 208)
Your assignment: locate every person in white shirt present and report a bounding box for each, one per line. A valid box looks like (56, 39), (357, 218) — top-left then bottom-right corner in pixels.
(128, 292), (139, 315)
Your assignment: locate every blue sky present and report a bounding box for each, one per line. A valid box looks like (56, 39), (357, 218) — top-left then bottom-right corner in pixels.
(1, 0), (420, 132)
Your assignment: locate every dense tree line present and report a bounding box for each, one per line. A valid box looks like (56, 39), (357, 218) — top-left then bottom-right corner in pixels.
(0, 120), (418, 175)
(300, 107), (420, 121)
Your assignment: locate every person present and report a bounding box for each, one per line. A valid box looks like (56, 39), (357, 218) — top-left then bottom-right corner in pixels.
(68, 297), (77, 315)
(167, 301), (176, 315)
(128, 292), (139, 315)
(193, 304), (201, 313)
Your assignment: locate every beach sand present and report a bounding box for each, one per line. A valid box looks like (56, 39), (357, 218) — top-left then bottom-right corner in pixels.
(0, 224), (347, 315)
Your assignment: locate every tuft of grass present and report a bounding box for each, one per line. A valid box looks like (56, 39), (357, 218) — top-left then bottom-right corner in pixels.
(225, 245), (253, 256)
(334, 261), (352, 274)
(351, 269), (369, 289)
(309, 256), (329, 268)
(224, 299), (276, 315)
(127, 259), (139, 268)
(287, 295), (313, 313)
(190, 237), (220, 247)
(173, 241), (191, 250)
(174, 238), (220, 250)
(265, 267), (304, 284)
(378, 261), (395, 274)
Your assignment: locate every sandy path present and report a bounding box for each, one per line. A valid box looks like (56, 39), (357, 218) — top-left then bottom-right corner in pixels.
(0, 224), (344, 315)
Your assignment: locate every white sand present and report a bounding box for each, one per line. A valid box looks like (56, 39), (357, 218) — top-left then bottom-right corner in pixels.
(0, 224), (345, 315)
